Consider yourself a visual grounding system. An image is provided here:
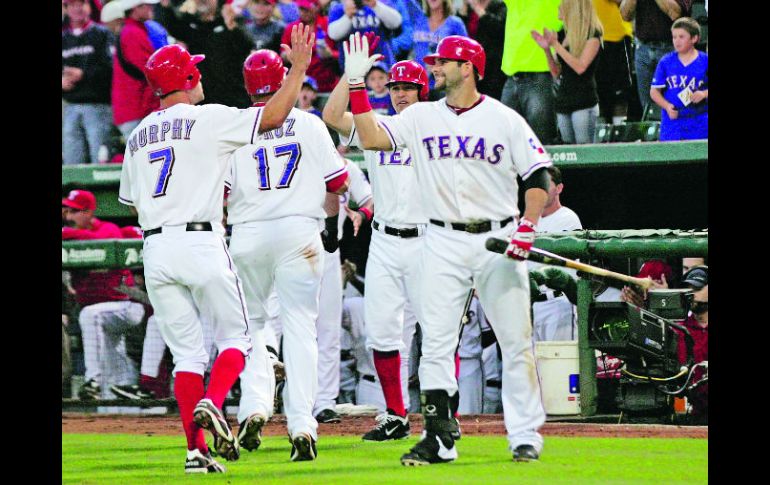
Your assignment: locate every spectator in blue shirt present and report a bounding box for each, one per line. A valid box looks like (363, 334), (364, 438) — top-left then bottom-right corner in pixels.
(328, 0), (403, 70)
(405, 0), (467, 89)
(650, 17), (707, 141)
(277, 0), (300, 23)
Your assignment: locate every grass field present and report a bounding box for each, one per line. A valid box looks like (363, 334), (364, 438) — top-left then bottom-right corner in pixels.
(62, 434), (707, 485)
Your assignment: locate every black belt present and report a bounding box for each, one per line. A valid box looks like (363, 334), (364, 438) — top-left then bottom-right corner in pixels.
(512, 71), (548, 79)
(486, 379), (502, 388)
(143, 222), (213, 238)
(533, 290), (564, 303)
(429, 217), (513, 234)
(373, 220), (420, 239)
(361, 374), (376, 383)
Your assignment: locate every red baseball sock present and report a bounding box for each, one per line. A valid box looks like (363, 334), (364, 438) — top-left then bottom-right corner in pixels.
(204, 348), (246, 409)
(373, 350), (406, 417)
(174, 371), (208, 453)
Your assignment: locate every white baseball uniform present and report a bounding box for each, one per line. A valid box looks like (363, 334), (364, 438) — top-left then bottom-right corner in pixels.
(79, 300), (145, 398)
(343, 296), (413, 412)
(376, 95), (550, 453)
(226, 107), (348, 439)
(314, 160), (372, 415)
(341, 118), (425, 361)
(530, 206), (583, 342)
(119, 103), (263, 376)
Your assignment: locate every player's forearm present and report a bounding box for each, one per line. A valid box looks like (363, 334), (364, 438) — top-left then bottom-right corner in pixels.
(323, 79), (354, 136)
(260, 66), (306, 132)
(521, 187), (549, 226)
(654, 0), (683, 20)
(619, 0), (637, 21)
(353, 110), (393, 151)
(324, 192), (341, 216)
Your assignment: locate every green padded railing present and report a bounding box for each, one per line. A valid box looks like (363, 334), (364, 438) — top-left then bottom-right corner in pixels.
(63, 226), (707, 417)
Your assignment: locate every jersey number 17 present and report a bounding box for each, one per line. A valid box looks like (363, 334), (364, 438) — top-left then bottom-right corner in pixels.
(253, 142), (302, 190)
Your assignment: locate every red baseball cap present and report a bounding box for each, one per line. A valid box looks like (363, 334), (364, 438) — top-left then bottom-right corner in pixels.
(296, 0), (319, 9)
(636, 259), (673, 282)
(62, 189), (97, 211)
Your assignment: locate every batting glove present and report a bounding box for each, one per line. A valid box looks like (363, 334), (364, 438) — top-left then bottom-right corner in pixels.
(343, 32), (382, 85)
(505, 218), (537, 261)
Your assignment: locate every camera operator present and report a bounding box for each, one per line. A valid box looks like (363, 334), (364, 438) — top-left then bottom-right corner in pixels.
(675, 265), (708, 424)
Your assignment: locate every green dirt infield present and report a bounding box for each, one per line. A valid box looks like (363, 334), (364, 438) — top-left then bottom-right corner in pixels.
(62, 434), (707, 485)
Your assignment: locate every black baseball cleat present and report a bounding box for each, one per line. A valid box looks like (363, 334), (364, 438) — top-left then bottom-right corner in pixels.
(78, 379), (101, 400)
(193, 398), (240, 461)
(290, 432), (318, 462)
(238, 413), (267, 452)
(400, 431), (457, 466)
(362, 409), (410, 441)
(451, 417), (462, 441)
(512, 444), (540, 462)
(184, 449), (226, 474)
(315, 408), (342, 424)
(110, 384), (156, 400)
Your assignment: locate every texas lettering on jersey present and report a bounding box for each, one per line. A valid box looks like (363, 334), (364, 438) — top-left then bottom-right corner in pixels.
(378, 149), (411, 166)
(663, 75), (705, 91)
(128, 118), (196, 157)
(420, 135), (504, 164)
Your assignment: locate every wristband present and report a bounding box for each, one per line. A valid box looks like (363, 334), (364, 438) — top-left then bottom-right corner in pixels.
(350, 88), (372, 115)
(357, 206), (373, 221)
(519, 217), (537, 231)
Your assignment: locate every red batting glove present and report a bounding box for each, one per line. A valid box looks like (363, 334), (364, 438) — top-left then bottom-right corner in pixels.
(363, 31), (380, 56)
(505, 218), (537, 261)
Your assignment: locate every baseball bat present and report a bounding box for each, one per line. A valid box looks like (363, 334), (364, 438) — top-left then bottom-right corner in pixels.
(485, 237), (654, 290)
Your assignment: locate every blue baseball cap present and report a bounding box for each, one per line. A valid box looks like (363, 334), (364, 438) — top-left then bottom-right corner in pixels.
(302, 75), (318, 91)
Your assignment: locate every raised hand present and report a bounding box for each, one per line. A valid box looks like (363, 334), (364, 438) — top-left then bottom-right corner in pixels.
(363, 31), (381, 55)
(343, 32), (383, 85)
(282, 23), (316, 71)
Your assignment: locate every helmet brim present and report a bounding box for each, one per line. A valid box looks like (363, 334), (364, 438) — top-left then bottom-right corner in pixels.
(190, 54), (206, 66)
(423, 54), (439, 66)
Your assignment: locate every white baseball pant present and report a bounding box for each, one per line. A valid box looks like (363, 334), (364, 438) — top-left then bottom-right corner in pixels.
(78, 300), (145, 398)
(142, 228), (252, 378)
(229, 216), (324, 439)
(418, 223), (546, 452)
(314, 248), (342, 415)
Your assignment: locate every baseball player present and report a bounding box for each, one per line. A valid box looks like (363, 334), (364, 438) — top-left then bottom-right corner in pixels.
(529, 166), (582, 342)
(226, 49), (350, 462)
(118, 26), (314, 474)
(313, 158), (373, 424)
(62, 190), (146, 400)
(322, 55), (430, 441)
(345, 33), (551, 465)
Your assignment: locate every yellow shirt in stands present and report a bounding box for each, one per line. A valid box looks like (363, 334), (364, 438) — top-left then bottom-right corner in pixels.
(593, 0), (633, 42)
(501, 0), (562, 76)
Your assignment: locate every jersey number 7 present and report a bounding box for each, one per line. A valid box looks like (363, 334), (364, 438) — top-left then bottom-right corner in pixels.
(149, 147), (175, 198)
(254, 142), (302, 190)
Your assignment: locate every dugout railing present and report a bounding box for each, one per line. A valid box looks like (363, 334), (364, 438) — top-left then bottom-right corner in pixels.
(62, 229), (708, 416)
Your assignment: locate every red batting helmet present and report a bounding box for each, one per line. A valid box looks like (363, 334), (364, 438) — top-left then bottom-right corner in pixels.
(243, 50), (288, 96)
(423, 35), (486, 80)
(386, 60), (429, 101)
(145, 44), (205, 97)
